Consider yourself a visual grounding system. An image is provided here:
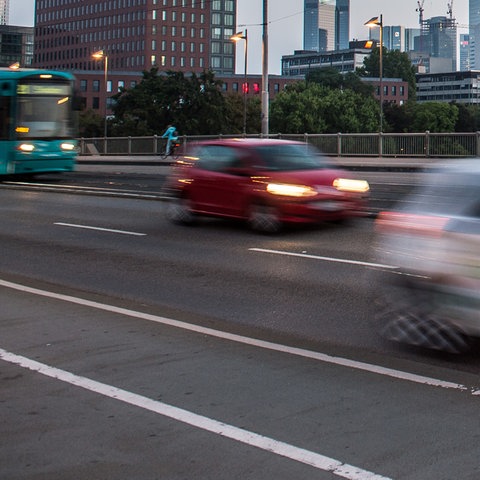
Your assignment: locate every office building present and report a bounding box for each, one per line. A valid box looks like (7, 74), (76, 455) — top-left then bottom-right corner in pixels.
(426, 17), (457, 72)
(0, 25), (34, 67)
(33, 0), (236, 75)
(0, 0), (8, 25)
(460, 34), (470, 71)
(303, 0), (349, 52)
(318, 1), (336, 51)
(470, 0), (480, 70)
(282, 47), (370, 77)
(416, 71), (480, 104)
(335, 0), (349, 50)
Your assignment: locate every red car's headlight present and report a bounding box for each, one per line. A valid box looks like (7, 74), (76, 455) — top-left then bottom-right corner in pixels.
(333, 178), (370, 193)
(266, 183), (318, 198)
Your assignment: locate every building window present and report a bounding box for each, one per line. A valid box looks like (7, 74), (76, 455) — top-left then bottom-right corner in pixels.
(93, 80), (100, 92)
(80, 79), (87, 92)
(211, 56), (221, 68)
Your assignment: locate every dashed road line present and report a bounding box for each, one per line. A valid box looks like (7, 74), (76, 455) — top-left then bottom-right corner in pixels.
(54, 222), (147, 236)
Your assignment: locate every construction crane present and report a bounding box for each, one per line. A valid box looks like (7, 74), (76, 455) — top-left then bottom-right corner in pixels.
(447, 0), (453, 19)
(416, 0), (425, 25)
(416, 0), (426, 53)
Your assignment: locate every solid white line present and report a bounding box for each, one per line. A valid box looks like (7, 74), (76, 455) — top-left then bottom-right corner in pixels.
(0, 279), (469, 394)
(0, 347), (392, 480)
(54, 222), (146, 236)
(249, 248), (398, 270)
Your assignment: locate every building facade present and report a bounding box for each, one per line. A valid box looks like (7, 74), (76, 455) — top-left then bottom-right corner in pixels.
(470, 0), (480, 70)
(416, 71), (480, 104)
(303, 0), (349, 52)
(0, 25), (34, 67)
(33, 0), (236, 75)
(282, 45), (373, 77)
(0, 0), (8, 25)
(460, 34), (470, 71)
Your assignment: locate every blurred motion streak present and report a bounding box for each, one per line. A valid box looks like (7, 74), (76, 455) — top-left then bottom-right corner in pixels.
(374, 160), (480, 354)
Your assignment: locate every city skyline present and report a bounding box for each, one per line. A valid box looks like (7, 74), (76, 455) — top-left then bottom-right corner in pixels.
(10, 0), (469, 74)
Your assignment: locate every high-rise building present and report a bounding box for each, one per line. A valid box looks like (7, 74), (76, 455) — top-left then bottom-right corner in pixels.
(335, 0), (349, 50)
(33, 0), (236, 75)
(303, 0), (349, 52)
(470, 0), (480, 69)
(425, 16), (457, 72)
(460, 34), (470, 71)
(318, 1), (336, 52)
(0, 0), (8, 25)
(304, 1), (320, 51)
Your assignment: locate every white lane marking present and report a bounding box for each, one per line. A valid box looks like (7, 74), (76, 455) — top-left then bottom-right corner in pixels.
(0, 348), (392, 480)
(54, 222), (146, 236)
(0, 279), (471, 395)
(249, 248), (398, 270)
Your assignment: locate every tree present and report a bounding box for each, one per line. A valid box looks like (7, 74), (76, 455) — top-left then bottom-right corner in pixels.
(454, 103), (480, 132)
(269, 82), (379, 134)
(410, 102), (458, 133)
(111, 68), (228, 136)
(78, 109), (104, 137)
(358, 48), (417, 100)
(306, 67), (374, 97)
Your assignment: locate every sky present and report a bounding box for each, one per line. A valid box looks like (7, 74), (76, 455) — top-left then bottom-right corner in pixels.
(10, 0), (470, 74)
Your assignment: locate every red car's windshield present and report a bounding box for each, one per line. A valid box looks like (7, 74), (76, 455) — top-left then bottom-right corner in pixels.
(254, 144), (331, 171)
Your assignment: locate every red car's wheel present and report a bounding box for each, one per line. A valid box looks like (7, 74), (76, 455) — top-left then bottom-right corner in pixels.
(247, 203), (282, 233)
(166, 195), (196, 225)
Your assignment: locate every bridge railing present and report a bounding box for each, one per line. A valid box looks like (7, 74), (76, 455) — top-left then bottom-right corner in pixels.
(78, 132), (480, 157)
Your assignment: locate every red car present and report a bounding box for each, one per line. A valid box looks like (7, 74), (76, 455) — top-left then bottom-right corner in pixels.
(165, 139), (370, 233)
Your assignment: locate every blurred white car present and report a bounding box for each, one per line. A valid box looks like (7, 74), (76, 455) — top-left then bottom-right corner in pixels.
(374, 159), (480, 353)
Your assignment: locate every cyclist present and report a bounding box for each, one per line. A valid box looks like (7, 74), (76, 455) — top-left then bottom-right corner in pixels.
(161, 125), (178, 156)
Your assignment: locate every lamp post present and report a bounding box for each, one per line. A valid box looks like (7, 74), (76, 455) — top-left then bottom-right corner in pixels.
(364, 14), (383, 133)
(92, 50), (109, 138)
(261, 0), (269, 136)
(231, 30), (248, 135)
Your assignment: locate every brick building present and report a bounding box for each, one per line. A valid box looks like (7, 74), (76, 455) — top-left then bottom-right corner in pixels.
(33, 0), (243, 113)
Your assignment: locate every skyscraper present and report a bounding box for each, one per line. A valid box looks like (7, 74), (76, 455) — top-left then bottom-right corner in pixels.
(33, 0), (236, 75)
(303, 0), (350, 52)
(0, 0), (9, 25)
(318, 1), (336, 52)
(470, 0), (480, 69)
(335, 0), (349, 50)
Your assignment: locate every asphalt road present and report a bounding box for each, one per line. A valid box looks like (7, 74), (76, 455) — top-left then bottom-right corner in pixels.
(1, 173), (480, 479)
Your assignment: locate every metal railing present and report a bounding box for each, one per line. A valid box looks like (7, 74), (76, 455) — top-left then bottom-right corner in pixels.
(78, 132), (480, 158)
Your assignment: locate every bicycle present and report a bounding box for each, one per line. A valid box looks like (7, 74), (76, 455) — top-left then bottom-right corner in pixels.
(161, 141), (181, 160)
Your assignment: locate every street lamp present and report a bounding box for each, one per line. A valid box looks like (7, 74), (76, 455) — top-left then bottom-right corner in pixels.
(92, 49), (109, 138)
(231, 29), (248, 135)
(364, 14), (383, 132)
(261, 0), (269, 136)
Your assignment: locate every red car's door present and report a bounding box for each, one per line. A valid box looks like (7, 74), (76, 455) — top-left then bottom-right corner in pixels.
(191, 145), (251, 217)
